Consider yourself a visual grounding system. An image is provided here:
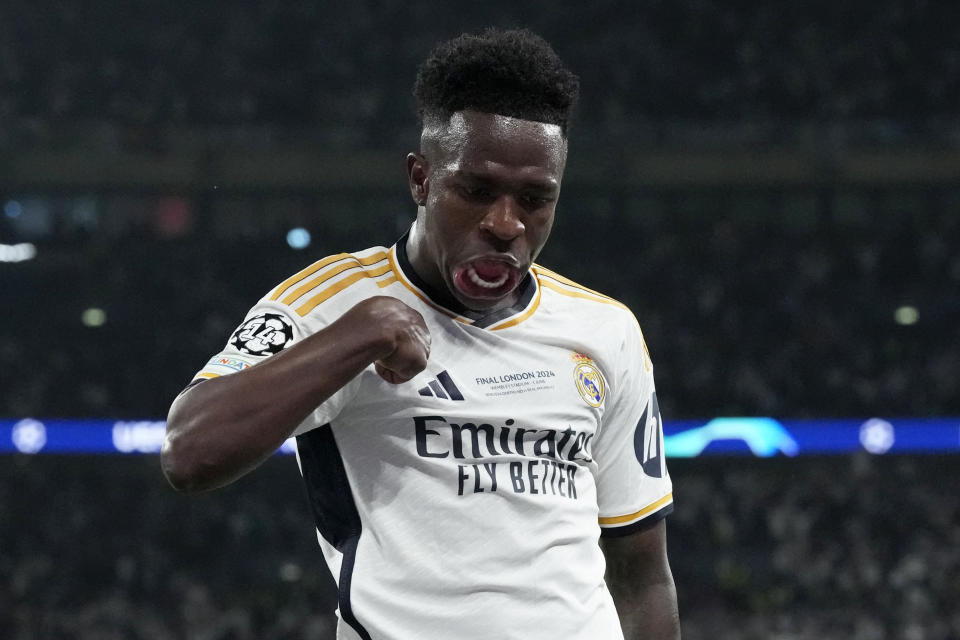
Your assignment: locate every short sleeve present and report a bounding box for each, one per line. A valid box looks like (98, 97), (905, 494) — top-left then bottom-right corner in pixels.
(190, 299), (358, 435)
(192, 301), (301, 381)
(592, 314), (674, 537)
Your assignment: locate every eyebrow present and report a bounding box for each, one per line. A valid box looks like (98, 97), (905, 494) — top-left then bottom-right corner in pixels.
(454, 169), (559, 193)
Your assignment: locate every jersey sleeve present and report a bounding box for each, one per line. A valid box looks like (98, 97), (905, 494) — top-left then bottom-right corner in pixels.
(190, 298), (359, 434)
(592, 313), (673, 537)
(191, 300), (300, 382)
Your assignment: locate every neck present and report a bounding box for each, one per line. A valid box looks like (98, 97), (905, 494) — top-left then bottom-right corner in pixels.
(404, 218), (443, 292)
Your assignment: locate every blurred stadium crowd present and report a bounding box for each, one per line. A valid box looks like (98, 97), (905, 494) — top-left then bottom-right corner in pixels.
(2, 0), (959, 150)
(3, 455), (958, 639)
(2, 1), (959, 639)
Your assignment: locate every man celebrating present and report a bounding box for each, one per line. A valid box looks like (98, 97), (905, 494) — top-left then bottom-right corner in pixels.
(163, 28), (680, 640)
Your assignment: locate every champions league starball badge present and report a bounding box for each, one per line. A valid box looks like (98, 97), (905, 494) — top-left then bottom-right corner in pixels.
(229, 313), (294, 355)
(571, 352), (605, 408)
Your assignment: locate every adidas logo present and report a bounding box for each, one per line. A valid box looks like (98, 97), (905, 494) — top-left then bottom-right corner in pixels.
(417, 370), (464, 401)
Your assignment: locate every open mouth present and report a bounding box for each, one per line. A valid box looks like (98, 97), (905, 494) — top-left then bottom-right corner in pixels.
(452, 258), (521, 300)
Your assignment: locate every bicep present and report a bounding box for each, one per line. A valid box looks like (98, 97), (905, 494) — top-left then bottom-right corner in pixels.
(601, 519), (681, 639)
(600, 519), (672, 590)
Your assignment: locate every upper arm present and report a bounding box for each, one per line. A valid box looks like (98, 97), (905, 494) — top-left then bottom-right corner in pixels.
(600, 518), (672, 589)
(600, 519), (680, 639)
(187, 300), (358, 431)
(591, 311), (680, 635)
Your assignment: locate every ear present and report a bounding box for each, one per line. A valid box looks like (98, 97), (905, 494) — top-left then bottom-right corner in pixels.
(406, 153), (429, 207)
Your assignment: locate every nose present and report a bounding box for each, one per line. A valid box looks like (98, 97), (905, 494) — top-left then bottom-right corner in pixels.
(479, 195), (525, 242)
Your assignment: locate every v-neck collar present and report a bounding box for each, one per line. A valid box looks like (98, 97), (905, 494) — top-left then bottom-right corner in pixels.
(391, 231), (539, 330)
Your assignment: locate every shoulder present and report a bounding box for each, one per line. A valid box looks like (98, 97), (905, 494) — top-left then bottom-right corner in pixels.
(263, 245), (395, 319)
(531, 263), (652, 368)
(532, 263), (634, 320)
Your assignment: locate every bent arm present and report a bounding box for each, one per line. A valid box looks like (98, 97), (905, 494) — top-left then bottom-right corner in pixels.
(161, 297), (428, 494)
(600, 519), (680, 640)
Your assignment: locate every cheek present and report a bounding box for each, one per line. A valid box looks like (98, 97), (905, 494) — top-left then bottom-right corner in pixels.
(432, 194), (477, 231)
(527, 211), (555, 250)
(426, 198), (471, 255)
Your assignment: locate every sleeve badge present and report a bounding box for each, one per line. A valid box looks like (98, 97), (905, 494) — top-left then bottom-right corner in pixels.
(229, 313), (295, 356)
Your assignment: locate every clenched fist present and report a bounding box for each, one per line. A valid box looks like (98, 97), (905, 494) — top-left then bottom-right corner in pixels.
(342, 297), (431, 384)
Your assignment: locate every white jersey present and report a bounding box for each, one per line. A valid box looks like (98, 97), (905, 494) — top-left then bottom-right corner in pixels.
(194, 235), (674, 640)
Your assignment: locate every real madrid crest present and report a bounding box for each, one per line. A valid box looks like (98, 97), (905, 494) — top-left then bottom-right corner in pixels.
(571, 352), (605, 408)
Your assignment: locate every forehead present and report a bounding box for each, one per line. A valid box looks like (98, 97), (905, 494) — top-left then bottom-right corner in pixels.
(427, 111), (567, 180)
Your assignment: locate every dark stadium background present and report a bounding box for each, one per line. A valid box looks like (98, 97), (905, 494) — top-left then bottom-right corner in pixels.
(2, 2), (958, 638)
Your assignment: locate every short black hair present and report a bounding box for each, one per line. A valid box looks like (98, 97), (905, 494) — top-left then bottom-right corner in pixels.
(414, 28), (580, 135)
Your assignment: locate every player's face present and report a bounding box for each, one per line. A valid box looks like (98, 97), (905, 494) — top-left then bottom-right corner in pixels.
(407, 110), (567, 312)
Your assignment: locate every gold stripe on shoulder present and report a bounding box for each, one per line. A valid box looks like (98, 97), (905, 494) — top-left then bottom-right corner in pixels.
(376, 275), (398, 288)
(532, 265), (622, 303)
(598, 493), (673, 526)
(534, 266), (651, 369)
(269, 253), (351, 301)
(537, 276), (628, 310)
(635, 316), (653, 371)
(280, 251), (389, 306)
(295, 262), (393, 316)
(533, 264), (613, 300)
(193, 372), (221, 380)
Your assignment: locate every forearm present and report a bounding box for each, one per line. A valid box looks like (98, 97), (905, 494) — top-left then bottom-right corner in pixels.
(612, 578), (680, 640)
(161, 318), (387, 493)
(601, 520), (681, 640)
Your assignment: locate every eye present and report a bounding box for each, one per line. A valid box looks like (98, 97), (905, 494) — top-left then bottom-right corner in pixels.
(458, 184), (494, 201)
(519, 193), (554, 209)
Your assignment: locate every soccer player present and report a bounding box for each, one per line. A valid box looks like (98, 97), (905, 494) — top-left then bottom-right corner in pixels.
(163, 28), (679, 640)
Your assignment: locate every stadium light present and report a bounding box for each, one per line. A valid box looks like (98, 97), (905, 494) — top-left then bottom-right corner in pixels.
(81, 308), (107, 327)
(894, 305), (919, 325)
(0, 243), (37, 262)
(286, 227), (311, 250)
(4, 200), (22, 218)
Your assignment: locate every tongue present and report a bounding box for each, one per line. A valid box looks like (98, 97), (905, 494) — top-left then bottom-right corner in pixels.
(472, 260), (509, 281)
